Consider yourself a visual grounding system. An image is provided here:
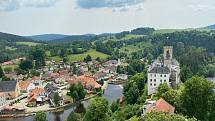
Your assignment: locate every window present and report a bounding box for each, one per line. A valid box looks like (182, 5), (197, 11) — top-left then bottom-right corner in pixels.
(154, 74), (156, 77)
(160, 74), (162, 77)
(164, 75), (166, 77)
(154, 79), (156, 82)
(160, 80), (162, 83)
(150, 83), (152, 86)
(164, 80), (166, 82)
(154, 84), (156, 86)
(150, 79), (152, 82)
(150, 74), (152, 77)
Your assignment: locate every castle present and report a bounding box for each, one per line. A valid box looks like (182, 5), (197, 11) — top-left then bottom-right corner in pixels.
(147, 46), (180, 95)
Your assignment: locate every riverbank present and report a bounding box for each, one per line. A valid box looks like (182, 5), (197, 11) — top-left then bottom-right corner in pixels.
(0, 93), (98, 119)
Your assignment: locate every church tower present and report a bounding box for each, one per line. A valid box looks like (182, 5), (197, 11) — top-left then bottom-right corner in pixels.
(163, 46), (173, 66)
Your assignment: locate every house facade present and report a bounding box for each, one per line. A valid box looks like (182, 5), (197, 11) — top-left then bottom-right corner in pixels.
(147, 46), (180, 95)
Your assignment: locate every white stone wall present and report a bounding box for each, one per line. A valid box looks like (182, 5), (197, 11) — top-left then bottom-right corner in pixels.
(147, 73), (170, 95)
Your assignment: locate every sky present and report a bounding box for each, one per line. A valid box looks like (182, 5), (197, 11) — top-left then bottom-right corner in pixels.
(0, 0), (215, 35)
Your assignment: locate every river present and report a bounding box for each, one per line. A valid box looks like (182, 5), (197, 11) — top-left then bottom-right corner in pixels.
(1, 84), (123, 121)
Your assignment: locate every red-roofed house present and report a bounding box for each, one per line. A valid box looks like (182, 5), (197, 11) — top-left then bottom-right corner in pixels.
(19, 80), (36, 93)
(28, 88), (47, 106)
(144, 98), (175, 114)
(78, 75), (101, 90)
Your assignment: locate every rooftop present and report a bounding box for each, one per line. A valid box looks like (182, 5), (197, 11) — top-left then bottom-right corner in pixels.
(149, 66), (170, 74)
(0, 81), (18, 92)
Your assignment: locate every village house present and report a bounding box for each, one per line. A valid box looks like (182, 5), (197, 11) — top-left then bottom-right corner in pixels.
(93, 71), (109, 82)
(19, 80), (36, 93)
(44, 83), (64, 107)
(147, 46), (180, 95)
(0, 92), (7, 112)
(143, 98), (175, 115)
(28, 87), (47, 106)
(30, 76), (44, 87)
(0, 81), (20, 100)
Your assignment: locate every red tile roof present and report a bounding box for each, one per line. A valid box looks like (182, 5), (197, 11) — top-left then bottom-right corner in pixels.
(19, 81), (31, 90)
(149, 98), (175, 113)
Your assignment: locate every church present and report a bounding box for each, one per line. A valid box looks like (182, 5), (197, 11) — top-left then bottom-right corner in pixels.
(147, 46), (180, 95)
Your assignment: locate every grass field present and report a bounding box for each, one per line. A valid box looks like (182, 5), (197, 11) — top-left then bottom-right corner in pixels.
(16, 42), (41, 46)
(50, 49), (109, 63)
(120, 42), (153, 54)
(2, 64), (18, 72)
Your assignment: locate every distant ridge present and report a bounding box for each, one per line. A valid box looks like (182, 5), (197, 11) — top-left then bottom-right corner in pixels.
(51, 34), (96, 42)
(0, 32), (33, 42)
(26, 34), (69, 41)
(205, 24), (215, 29)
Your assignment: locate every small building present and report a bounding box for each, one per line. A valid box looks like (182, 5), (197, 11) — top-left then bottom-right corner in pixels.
(19, 80), (36, 93)
(44, 83), (64, 107)
(0, 81), (20, 100)
(143, 98), (175, 115)
(28, 88), (47, 106)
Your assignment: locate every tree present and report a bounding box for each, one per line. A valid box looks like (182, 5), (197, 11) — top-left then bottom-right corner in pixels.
(30, 48), (46, 69)
(84, 55), (92, 62)
(129, 73), (146, 93)
(162, 89), (181, 112)
(0, 66), (4, 78)
(69, 83), (86, 101)
(83, 97), (110, 121)
(19, 59), (33, 71)
(67, 112), (82, 121)
(181, 76), (215, 120)
(180, 65), (193, 83)
(53, 92), (61, 107)
(110, 101), (119, 113)
(96, 57), (101, 62)
(157, 83), (170, 98)
(34, 111), (47, 121)
(140, 112), (197, 121)
(123, 82), (140, 104)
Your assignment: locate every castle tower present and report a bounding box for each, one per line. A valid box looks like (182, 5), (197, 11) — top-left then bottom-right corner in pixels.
(163, 46), (173, 66)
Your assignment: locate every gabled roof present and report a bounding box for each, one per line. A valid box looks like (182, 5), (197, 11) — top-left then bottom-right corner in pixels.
(149, 98), (175, 113)
(19, 81), (31, 90)
(149, 66), (170, 74)
(0, 81), (17, 92)
(44, 83), (58, 93)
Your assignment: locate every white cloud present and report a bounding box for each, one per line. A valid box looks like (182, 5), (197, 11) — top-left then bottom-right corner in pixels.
(0, 0), (58, 11)
(76, 0), (145, 9)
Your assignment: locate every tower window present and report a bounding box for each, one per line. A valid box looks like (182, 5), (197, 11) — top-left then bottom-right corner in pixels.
(154, 79), (156, 82)
(150, 79), (152, 82)
(160, 80), (162, 83)
(160, 74), (162, 77)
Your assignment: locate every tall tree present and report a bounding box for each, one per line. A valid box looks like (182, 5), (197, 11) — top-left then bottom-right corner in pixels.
(84, 55), (92, 62)
(181, 76), (215, 120)
(67, 112), (82, 121)
(0, 66), (4, 78)
(34, 111), (48, 121)
(19, 59), (33, 71)
(69, 83), (86, 101)
(83, 97), (110, 121)
(157, 83), (170, 98)
(53, 92), (61, 107)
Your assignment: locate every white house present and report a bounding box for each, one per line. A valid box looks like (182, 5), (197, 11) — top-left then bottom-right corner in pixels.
(147, 46), (180, 95)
